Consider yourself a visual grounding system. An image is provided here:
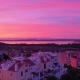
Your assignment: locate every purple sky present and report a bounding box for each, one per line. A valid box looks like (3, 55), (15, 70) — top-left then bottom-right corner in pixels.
(0, 0), (80, 39)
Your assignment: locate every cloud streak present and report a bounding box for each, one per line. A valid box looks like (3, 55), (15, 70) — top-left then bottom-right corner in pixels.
(0, 0), (80, 39)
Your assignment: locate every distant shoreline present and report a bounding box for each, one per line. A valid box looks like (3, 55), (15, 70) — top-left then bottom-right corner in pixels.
(0, 42), (80, 53)
(0, 39), (80, 41)
(0, 39), (80, 45)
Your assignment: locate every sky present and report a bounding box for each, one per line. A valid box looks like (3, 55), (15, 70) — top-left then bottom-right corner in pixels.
(0, 0), (80, 39)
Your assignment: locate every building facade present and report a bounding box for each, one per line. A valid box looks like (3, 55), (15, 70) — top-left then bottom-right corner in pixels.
(0, 52), (67, 80)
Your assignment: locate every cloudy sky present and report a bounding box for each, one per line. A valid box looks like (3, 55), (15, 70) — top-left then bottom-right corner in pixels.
(0, 0), (80, 39)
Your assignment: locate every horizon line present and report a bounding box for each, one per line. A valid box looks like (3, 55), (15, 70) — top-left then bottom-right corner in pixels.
(0, 38), (80, 41)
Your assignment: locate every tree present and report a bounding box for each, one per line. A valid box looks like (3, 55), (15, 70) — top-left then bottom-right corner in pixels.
(60, 65), (80, 80)
(46, 76), (58, 80)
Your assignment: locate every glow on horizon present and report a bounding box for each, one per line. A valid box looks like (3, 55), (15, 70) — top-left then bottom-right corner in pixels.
(0, 0), (80, 39)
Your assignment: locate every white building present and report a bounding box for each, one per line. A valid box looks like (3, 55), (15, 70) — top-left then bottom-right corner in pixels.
(28, 52), (66, 79)
(0, 56), (35, 80)
(0, 52), (67, 80)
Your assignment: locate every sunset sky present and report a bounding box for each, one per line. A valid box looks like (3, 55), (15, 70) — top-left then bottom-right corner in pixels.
(0, 0), (80, 39)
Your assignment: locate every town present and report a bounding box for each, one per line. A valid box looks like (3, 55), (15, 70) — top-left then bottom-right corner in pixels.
(0, 50), (80, 80)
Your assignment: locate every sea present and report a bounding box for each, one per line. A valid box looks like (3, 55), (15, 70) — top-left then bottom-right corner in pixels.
(0, 40), (80, 44)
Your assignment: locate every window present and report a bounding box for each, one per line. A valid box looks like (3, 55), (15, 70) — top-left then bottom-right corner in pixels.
(54, 63), (58, 66)
(21, 71), (23, 76)
(40, 72), (43, 77)
(25, 69), (28, 72)
(44, 64), (46, 69)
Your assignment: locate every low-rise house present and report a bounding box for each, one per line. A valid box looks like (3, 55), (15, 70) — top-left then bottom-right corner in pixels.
(0, 56), (35, 80)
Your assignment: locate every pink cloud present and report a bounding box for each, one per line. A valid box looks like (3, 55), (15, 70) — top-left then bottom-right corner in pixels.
(17, 2), (80, 10)
(0, 23), (80, 39)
